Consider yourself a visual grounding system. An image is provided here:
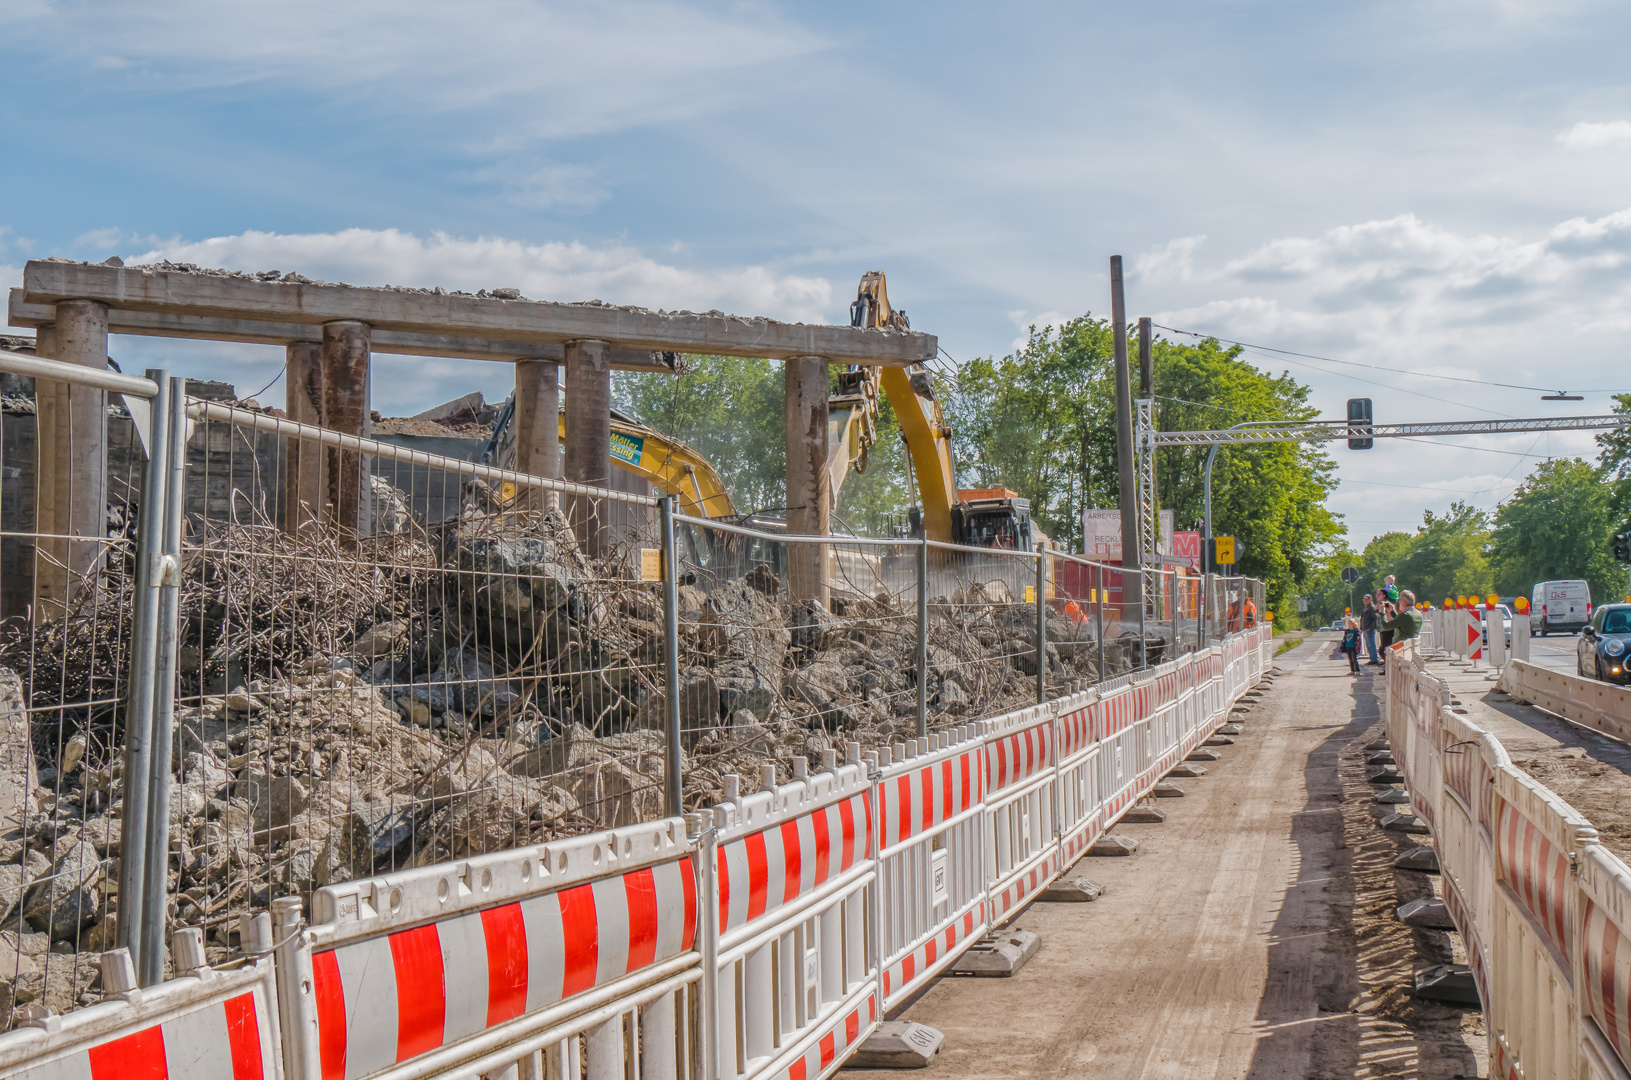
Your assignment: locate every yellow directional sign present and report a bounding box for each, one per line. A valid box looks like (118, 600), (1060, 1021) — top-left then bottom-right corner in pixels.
(1215, 536), (1236, 565)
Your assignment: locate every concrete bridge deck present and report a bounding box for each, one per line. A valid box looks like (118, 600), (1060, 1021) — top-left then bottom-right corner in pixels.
(851, 638), (1485, 1080)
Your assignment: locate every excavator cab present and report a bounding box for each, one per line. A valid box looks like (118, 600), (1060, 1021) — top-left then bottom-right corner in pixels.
(952, 489), (1034, 551)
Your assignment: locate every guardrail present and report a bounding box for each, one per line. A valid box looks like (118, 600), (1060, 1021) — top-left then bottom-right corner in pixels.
(1499, 660), (1631, 745)
(0, 623), (1271, 1080)
(1387, 646), (1631, 1080)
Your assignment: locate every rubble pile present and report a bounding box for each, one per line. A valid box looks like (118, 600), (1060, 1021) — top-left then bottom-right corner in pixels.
(1, 503), (1165, 1023)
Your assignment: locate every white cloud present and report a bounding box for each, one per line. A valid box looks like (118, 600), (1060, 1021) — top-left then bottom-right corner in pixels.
(1558, 120), (1631, 149)
(132, 228), (836, 323)
(0, 1), (823, 142)
(1006, 309), (1070, 354)
(1135, 236), (1205, 284)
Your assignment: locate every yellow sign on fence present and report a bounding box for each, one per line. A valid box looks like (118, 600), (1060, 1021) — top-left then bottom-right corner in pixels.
(640, 549), (662, 582)
(1215, 536), (1236, 565)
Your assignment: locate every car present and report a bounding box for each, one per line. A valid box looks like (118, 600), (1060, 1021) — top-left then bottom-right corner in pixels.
(1578, 603), (1631, 684)
(1533, 579), (1592, 636)
(1480, 604), (1512, 648)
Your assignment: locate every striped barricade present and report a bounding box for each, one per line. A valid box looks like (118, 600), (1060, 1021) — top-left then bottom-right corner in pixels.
(0, 954), (281, 1080)
(709, 754), (877, 1080)
(875, 730), (990, 1011)
(1487, 769), (1590, 1079)
(1054, 686), (1103, 866)
(278, 818), (701, 1080)
(981, 704), (1061, 919)
(1097, 682), (1144, 831)
(1142, 664), (1183, 784)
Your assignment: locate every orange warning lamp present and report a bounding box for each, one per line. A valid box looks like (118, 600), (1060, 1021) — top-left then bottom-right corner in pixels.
(1485, 593), (1500, 607)
(1456, 596), (1468, 608)
(1444, 598), (1455, 610)
(1514, 596), (1529, 613)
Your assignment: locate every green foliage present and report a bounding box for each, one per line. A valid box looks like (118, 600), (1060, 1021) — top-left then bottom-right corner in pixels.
(1389, 503), (1493, 605)
(944, 317), (1343, 609)
(611, 355), (786, 514)
(1490, 458), (1622, 603)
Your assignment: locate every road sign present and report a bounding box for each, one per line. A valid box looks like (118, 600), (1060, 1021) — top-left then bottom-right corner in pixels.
(1297, 597), (1309, 612)
(1214, 536), (1236, 565)
(1340, 566), (1359, 585)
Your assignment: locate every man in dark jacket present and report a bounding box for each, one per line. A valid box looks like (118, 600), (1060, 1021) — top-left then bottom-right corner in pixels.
(1360, 594), (1381, 666)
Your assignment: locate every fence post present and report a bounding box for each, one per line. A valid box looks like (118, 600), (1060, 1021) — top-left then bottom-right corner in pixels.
(117, 369), (170, 974)
(139, 374), (187, 987)
(1095, 562), (1105, 682)
(660, 496), (682, 818)
(1138, 568), (1148, 671)
(1035, 550), (1046, 703)
(916, 538), (928, 738)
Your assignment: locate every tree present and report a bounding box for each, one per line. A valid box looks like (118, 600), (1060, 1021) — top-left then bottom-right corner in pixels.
(1490, 458), (1622, 603)
(1389, 504), (1493, 605)
(944, 318), (1343, 609)
(612, 355), (786, 514)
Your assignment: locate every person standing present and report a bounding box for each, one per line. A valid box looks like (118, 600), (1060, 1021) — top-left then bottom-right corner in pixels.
(1383, 590), (1423, 666)
(1378, 590), (1397, 654)
(1360, 594), (1381, 665)
(1340, 614), (1362, 674)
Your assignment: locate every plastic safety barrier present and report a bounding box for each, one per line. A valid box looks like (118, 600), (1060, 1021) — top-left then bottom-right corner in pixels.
(0, 629), (1269, 1080)
(0, 955), (281, 1080)
(1499, 660), (1631, 746)
(1387, 647), (1631, 1080)
(278, 818), (702, 1080)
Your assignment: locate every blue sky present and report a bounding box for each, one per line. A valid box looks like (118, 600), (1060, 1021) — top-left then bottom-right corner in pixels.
(4, 0), (1630, 542)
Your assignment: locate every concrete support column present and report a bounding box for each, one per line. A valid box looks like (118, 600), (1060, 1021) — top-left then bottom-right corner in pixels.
(34, 301), (109, 616)
(283, 341), (325, 535)
(320, 321), (371, 540)
(514, 358), (561, 510)
(563, 339), (611, 556)
(784, 355), (831, 607)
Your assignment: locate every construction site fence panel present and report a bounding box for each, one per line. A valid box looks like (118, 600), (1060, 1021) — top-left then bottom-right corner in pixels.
(1386, 644), (1631, 1080)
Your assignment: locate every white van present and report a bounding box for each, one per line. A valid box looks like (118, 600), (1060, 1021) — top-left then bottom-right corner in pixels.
(1531, 580), (1592, 636)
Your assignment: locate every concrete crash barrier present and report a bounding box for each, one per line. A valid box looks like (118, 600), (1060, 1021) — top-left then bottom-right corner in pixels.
(0, 628), (1272, 1080)
(1385, 642), (1631, 1079)
(1498, 659), (1631, 744)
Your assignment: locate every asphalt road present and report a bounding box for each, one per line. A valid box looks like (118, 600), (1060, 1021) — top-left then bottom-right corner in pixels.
(1522, 632), (1582, 676)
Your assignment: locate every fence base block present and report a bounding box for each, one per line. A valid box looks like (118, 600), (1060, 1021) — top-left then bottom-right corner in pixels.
(1367, 767), (1404, 784)
(1087, 835), (1139, 856)
(850, 1022), (944, 1069)
(1122, 805), (1168, 823)
(1393, 846), (1441, 873)
(1373, 788), (1411, 804)
(1412, 964), (1481, 1007)
(1365, 751), (1396, 765)
(1217, 723), (1244, 735)
(1186, 749), (1222, 762)
(1039, 877), (1103, 903)
(1167, 764), (1207, 778)
(951, 929), (1040, 977)
(1381, 811), (1429, 834)
(1398, 898), (1456, 930)
(1153, 782), (1186, 798)
(1203, 736), (1235, 746)
(1365, 739), (1390, 751)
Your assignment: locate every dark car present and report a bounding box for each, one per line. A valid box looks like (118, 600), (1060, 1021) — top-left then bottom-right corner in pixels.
(1578, 603), (1631, 684)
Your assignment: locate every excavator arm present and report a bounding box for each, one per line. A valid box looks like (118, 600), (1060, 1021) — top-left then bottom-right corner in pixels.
(840, 271), (959, 543)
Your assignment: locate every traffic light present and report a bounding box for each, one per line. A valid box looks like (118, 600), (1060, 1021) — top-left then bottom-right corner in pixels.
(1615, 533), (1631, 564)
(1347, 398), (1373, 450)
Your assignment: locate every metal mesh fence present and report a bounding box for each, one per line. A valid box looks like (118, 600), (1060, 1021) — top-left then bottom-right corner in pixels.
(1, 369), (145, 1028)
(167, 403), (669, 966)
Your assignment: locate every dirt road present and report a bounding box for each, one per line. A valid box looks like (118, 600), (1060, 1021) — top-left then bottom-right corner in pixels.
(847, 635), (1483, 1080)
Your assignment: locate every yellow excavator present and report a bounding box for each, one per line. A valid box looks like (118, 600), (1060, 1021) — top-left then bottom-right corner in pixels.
(838, 271), (1045, 553)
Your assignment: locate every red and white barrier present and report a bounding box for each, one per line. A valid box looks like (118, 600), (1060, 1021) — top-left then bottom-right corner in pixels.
(1386, 644), (1631, 1080)
(0, 954), (281, 1080)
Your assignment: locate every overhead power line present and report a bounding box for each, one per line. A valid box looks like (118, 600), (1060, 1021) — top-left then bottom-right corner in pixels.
(1153, 323), (1630, 396)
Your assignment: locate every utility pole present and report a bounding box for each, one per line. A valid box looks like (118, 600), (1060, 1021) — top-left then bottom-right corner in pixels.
(1111, 257), (1144, 627)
